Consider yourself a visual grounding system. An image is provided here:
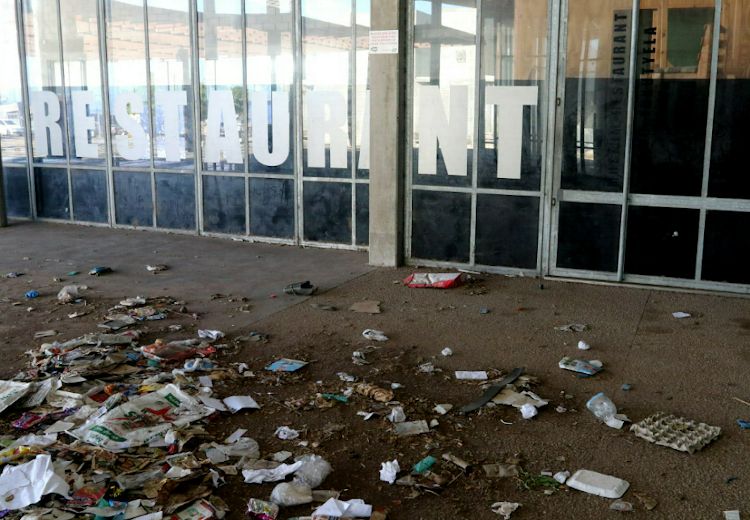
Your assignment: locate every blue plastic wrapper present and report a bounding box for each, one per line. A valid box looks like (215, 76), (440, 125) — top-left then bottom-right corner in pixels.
(89, 267), (112, 276)
(737, 420), (750, 428)
(24, 290), (38, 298)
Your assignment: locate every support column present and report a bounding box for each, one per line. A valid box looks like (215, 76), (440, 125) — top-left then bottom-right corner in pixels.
(368, 0), (407, 266)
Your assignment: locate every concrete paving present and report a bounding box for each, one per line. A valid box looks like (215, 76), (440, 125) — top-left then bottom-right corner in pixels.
(0, 221), (374, 331)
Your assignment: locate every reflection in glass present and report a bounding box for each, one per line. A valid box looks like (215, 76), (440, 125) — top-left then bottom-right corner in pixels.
(302, 0), (352, 179)
(23, 0), (68, 164)
(199, 0), (243, 172)
(106, 0), (151, 167)
(479, 0), (546, 191)
(148, 0), (194, 170)
(630, 4), (711, 196)
(709, 0), (750, 199)
(247, 0), (294, 174)
(61, 0), (106, 165)
(355, 0), (369, 178)
(412, 0), (476, 188)
(0, 0), (28, 165)
(561, 0), (633, 192)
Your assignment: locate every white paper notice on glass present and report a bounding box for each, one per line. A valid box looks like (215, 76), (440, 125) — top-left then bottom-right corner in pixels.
(370, 30), (398, 54)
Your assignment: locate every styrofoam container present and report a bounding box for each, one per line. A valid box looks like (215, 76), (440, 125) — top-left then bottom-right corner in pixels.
(566, 469), (630, 499)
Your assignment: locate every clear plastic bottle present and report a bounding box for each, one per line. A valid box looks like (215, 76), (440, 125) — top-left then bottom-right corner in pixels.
(586, 393), (617, 422)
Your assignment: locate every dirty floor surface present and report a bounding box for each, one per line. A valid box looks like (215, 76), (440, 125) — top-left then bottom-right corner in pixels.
(1, 223), (749, 520)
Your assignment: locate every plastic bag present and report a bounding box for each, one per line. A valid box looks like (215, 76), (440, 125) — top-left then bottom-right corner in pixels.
(270, 482), (313, 506)
(388, 406), (406, 423)
(293, 454), (332, 488)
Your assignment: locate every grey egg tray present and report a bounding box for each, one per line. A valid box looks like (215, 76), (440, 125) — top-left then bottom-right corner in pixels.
(629, 412), (721, 454)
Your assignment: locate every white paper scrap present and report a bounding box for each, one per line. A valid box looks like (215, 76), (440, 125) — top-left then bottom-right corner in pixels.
(225, 428), (247, 444)
(313, 498), (373, 518)
(242, 461), (303, 484)
(455, 371), (488, 380)
(223, 395), (260, 412)
(0, 454), (70, 510)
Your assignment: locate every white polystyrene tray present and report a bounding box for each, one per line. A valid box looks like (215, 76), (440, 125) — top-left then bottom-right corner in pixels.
(566, 469), (630, 499)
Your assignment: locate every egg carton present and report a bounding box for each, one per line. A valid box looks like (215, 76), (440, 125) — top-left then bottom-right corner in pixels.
(630, 412), (721, 454)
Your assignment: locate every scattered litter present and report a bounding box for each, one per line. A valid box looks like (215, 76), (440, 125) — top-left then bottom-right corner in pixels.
(555, 324), (587, 332)
(455, 371), (488, 380)
(577, 341), (590, 350)
(553, 471), (570, 484)
(434, 404), (453, 415)
(356, 383), (394, 402)
(0, 454), (69, 509)
(243, 461), (303, 484)
(610, 500), (634, 512)
(403, 272), (464, 289)
(394, 420), (430, 436)
(442, 453), (470, 470)
(313, 498), (372, 518)
(726, 477), (739, 484)
(266, 358), (308, 372)
(418, 362), (437, 373)
(483, 463), (519, 478)
(58, 285), (86, 302)
(492, 388), (548, 410)
(490, 502), (521, 519)
(24, 291), (38, 298)
(147, 264), (168, 272)
(480, 308), (489, 314)
(724, 511), (741, 520)
(558, 357), (601, 376)
(284, 281), (317, 296)
(672, 312), (691, 318)
(198, 329), (225, 341)
(589, 359), (603, 368)
(388, 406), (406, 423)
(3, 272), (19, 278)
(67, 271), (79, 276)
(566, 470), (630, 499)
(310, 303), (336, 311)
(441, 348), (453, 356)
(380, 459), (400, 484)
(89, 266), (112, 276)
(621, 384), (631, 391)
(338, 372), (358, 382)
(270, 482), (312, 506)
(33, 330), (57, 339)
(121, 296), (147, 307)
(247, 499), (279, 520)
(357, 411), (375, 420)
(738, 420), (750, 428)
(293, 454), (332, 488)
(412, 456), (436, 473)
(630, 412), (721, 453)
(0, 381), (32, 413)
(362, 329), (388, 341)
(634, 491), (658, 511)
(349, 301), (381, 314)
(587, 393), (630, 429)
(458, 367), (525, 413)
(521, 403), (538, 419)
(275, 426), (300, 440)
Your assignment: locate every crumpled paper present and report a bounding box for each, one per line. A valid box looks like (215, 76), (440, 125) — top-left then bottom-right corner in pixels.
(242, 461), (303, 484)
(0, 454), (70, 510)
(313, 498), (372, 518)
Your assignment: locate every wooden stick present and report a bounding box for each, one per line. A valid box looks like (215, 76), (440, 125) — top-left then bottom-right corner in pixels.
(732, 397), (750, 407)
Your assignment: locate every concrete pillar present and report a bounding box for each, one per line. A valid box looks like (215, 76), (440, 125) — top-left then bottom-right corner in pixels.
(0, 156), (6, 228)
(368, 0), (407, 267)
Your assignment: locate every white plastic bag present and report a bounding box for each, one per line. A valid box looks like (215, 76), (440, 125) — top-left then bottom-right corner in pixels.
(388, 406), (406, 423)
(270, 482), (313, 506)
(379, 459), (400, 484)
(293, 454), (332, 488)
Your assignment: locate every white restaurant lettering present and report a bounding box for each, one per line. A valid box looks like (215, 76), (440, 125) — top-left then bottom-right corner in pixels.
(29, 84), (537, 179)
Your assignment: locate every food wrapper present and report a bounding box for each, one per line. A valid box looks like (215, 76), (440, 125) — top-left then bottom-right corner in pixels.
(247, 499), (279, 520)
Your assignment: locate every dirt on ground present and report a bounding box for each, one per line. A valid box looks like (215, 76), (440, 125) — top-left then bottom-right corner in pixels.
(0, 262), (749, 520)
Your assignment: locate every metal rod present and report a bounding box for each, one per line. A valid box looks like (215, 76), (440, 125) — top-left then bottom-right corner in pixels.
(241, 0), (250, 235)
(468, 0), (481, 266)
(615, 0), (640, 281)
(97, 0), (116, 226)
(143, 0), (157, 228)
(694, 0), (723, 280)
(403, 0), (414, 261)
(350, 0), (356, 246)
(55, 0), (74, 221)
(189, 0), (202, 232)
(293, 0), (304, 244)
(15, 0), (36, 219)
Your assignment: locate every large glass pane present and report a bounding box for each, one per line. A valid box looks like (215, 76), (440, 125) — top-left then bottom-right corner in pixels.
(479, 0), (547, 191)
(355, 0), (369, 179)
(303, 180), (351, 242)
(302, 0), (352, 179)
(561, 0), (633, 192)
(105, 0), (151, 168)
(61, 0), (106, 166)
(199, 0), (244, 173)
(629, 5), (712, 196)
(411, 190), (471, 262)
(148, 0), (195, 170)
(0, 0), (28, 166)
(412, 0), (476, 188)
(709, 0), (750, 199)
(702, 211), (750, 284)
(24, 0), (68, 164)
(247, 0), (294, 174)
(557, 202), (621, 272)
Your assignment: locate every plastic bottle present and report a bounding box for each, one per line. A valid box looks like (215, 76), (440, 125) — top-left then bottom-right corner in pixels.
(586, 393), (617, 422)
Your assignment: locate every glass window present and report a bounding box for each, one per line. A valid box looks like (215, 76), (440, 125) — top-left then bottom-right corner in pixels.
(0, 0), (28, 166)
(302, 0), (352, 179)
(629, 5), (712, 196)
(60, 0), (106, 165)
(199, 0), (244, 172)
(246, 0), (294, 174)
(23, 0), (67, 164)
(561, 0), (633, 192)
(709, 0), (750, 199)
(148, 0), (195, 170)
(412, 0), (476, 188)
(479, 0), (547, 191)
(105, 0), (151, 168)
